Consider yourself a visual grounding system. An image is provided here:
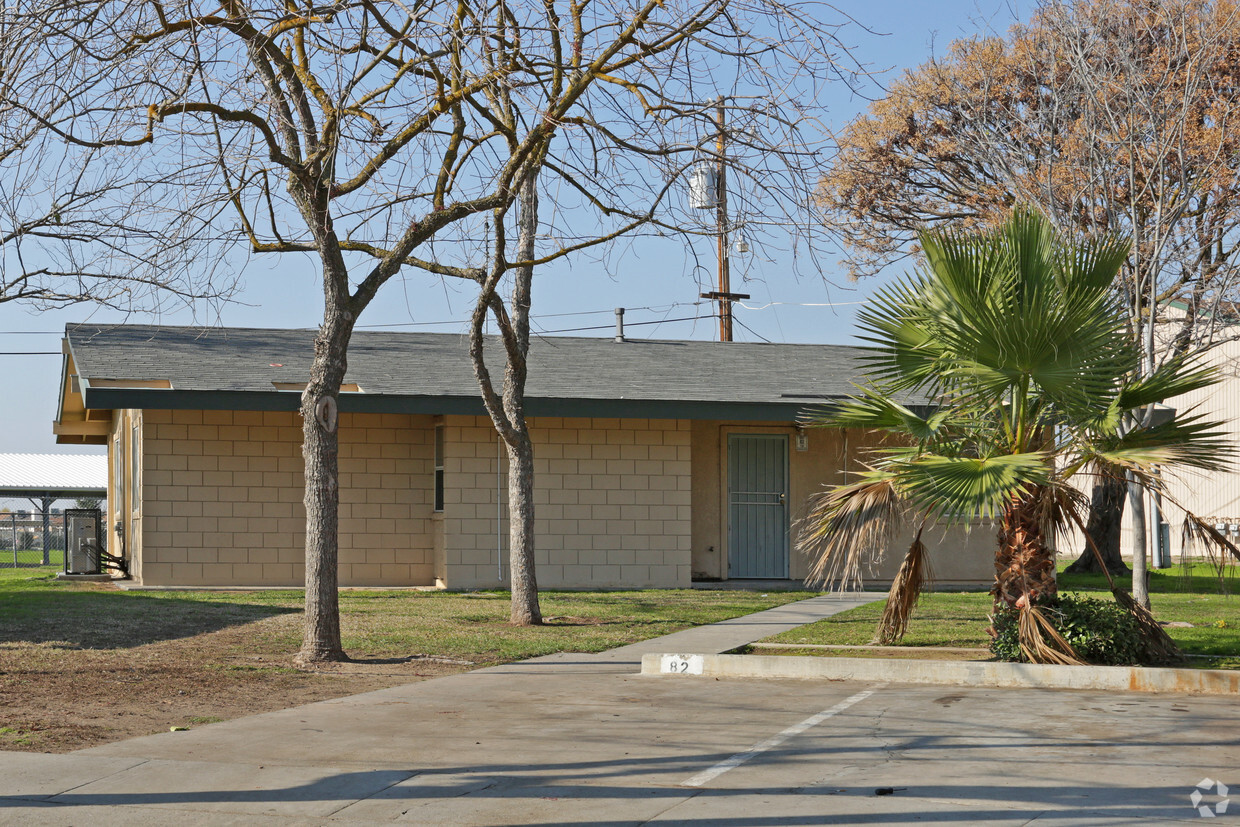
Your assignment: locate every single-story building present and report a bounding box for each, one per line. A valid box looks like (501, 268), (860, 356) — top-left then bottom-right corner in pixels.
(53, 324), (995, 589)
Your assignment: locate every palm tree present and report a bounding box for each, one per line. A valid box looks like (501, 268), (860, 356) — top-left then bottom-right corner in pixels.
(800, 209), (1234, 663)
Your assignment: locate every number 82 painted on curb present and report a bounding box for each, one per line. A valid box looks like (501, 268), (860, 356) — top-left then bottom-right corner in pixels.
(660, 654), (704, 675)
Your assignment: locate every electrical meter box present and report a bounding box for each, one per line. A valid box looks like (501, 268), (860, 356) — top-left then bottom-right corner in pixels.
(64, 508), (102, 575)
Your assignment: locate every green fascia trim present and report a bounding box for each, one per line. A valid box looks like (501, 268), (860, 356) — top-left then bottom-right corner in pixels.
(82, 387), (846, 423)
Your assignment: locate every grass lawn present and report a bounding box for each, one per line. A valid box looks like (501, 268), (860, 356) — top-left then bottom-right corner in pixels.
(0, 565), (812, 752)
(760, 563), (1240, 667)
(0, 567), (813, 661)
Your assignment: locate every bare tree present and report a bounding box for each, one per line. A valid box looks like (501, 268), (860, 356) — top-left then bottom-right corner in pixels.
(448, 5), (855, 625)
(11, 0), (854, 656)
(0, 8), (229, 310)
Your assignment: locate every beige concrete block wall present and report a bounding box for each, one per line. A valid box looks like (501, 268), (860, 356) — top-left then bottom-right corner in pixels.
(690, 421), (993, 587)
(137, 409), (436, 586)
(440, 415), (693, 588)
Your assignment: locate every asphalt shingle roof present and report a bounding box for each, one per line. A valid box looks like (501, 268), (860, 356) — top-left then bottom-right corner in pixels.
(65, 324), (886, 420)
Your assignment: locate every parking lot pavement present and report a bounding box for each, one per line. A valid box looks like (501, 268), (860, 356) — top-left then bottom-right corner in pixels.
(1, 594), (1236, 825)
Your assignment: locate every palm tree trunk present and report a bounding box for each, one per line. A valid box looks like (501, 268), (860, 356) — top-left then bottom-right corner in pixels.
(994, 490), (1058, 607)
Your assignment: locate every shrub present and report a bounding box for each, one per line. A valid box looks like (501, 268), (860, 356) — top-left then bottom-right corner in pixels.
(991, 593), (1146, 666)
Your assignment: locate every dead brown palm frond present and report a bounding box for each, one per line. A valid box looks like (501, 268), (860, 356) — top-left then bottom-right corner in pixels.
(1180, 516), (1236, 594)
(798, 475), (902, 590)
(1177, 507), (1240, 564)
(1111, 588), (1183, 664)
(1017, 604), (1086, 665)
(1154, 488), (1239, 593)
(1041, 482), (1089, 560)
(1061, 491), (1183, 663)
(872, 524), (933, 645)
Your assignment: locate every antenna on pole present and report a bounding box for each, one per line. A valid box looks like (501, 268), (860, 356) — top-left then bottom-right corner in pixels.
(694, 97), (748, 341)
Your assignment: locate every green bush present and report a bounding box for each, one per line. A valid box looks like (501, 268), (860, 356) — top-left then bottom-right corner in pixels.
(991, 594), (1146, 666)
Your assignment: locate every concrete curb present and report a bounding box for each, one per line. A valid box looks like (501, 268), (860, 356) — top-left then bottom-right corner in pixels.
(640, 652), (1240, 694)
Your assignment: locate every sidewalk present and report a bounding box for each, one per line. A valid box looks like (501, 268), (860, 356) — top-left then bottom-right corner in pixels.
(0, 593), (883, 825)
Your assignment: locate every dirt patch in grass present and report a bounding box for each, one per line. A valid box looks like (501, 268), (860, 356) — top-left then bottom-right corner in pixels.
(0, 612), (465, 753)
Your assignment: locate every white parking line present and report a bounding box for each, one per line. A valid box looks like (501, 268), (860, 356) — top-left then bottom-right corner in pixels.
(680, 684), (886, 788)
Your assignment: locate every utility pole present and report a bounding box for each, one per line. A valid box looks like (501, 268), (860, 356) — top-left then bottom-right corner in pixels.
(697, 98), (748, 341)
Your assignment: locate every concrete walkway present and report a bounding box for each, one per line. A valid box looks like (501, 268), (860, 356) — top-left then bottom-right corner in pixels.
(3, 591), (1239, 825)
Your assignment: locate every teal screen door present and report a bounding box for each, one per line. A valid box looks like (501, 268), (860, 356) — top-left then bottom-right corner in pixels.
(727, 434), (789, 579)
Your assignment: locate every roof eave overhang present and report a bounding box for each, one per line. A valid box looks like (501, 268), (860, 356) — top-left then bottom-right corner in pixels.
(81, 387), (854, 423)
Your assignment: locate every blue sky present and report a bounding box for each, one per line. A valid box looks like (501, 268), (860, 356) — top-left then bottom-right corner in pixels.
(0, 0), (1023, 456)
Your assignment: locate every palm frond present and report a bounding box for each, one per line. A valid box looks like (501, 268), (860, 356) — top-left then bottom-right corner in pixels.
(1081, 412), (1234, 475)
(1117, 358), (1219, 413)
(912, 209), (1136, 410)
(1018, 604), (1085, 665)
(798, 473), (904, 589)
(872, 525), (933, 645)
(898, 452), (1052, 521)
(1173, 506), (1240, 566)
(1038, 482), (1090, 561)
(1111, 589), (1183, 665)
(1180, 516), (1240, 591)
(803, 387), (950, 441)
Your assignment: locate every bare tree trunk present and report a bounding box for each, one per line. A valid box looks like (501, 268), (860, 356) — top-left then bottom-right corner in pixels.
(297, 310), (353, 664)
(469, 169), (543, 626)
(506, 429), (540, 624)
(503, 175), (540, 625)
(1065, 474), (1131, 575)
(1129, 472), (1151, 609)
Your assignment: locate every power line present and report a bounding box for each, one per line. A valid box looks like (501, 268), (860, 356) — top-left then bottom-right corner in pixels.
(736, 299), (869, 310)
(356, 300), (709, 330)
(538, 315), (704, 334)
(732, 316), (772, 344)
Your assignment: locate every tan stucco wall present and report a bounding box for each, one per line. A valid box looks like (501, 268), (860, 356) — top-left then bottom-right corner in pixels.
(135, 409), (435, 586)
(690, 421), (993, 587)
(440, 415), (693, 588)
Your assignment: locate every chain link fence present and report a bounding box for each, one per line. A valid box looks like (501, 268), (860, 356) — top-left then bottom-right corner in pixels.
(0, 510), (67, 568)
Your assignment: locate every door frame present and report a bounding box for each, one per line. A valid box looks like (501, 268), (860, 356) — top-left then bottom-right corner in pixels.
(722, 430), (791, 579)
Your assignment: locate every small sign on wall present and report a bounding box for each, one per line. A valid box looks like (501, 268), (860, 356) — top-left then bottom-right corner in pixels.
(795, 431), (809, 452)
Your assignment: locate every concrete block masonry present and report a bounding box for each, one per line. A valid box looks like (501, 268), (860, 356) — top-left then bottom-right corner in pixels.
(641, 652), (1240, 695)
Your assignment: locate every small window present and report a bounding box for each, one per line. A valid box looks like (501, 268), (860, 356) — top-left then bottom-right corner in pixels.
(434, 424), (445, 512)
(130, 422), (140, 514)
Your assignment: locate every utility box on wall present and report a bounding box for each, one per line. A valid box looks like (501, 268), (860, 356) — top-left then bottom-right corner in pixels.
(64, 508), (102, 575)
